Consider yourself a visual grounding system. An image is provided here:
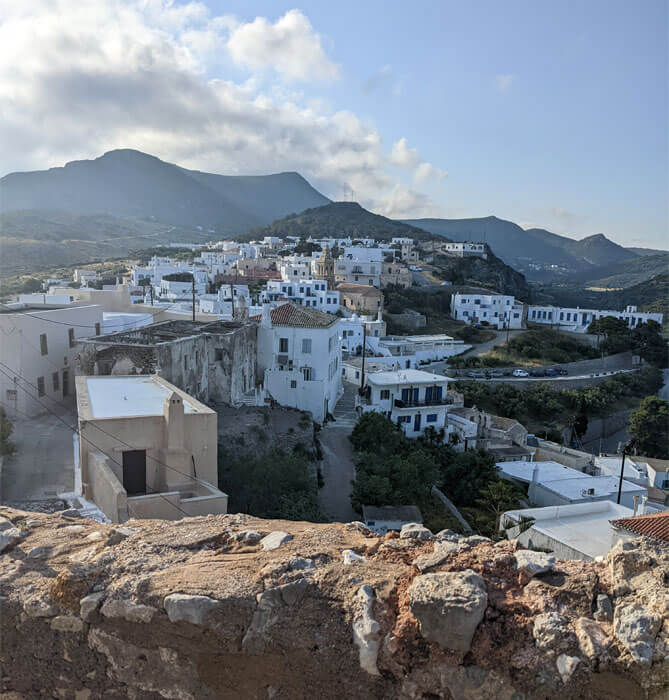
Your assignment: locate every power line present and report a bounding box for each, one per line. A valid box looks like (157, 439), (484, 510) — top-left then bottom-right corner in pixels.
(0, 370), (192, 520)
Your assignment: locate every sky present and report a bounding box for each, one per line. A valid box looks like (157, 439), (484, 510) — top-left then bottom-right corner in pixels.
(1, 0), (667, 248)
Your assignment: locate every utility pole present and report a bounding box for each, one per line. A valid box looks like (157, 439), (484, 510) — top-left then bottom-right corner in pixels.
(360, 323), (367, 392)
(149, 285), (154, 306)
(191, 275), (195, 322)
(617, 439), (636, 504)
(230, 283), (235, 319)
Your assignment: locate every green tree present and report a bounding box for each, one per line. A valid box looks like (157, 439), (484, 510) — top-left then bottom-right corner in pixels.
(474, 480), (524, 532)
(0, 409), (15, 456)
(20, 277), (43, 293)
(218, 448), (326, 521)
(628, 396), (669, 458)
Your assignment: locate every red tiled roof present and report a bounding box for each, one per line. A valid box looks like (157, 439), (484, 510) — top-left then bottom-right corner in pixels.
(251, 303), (338, 329)
(610, 511), (669, 543)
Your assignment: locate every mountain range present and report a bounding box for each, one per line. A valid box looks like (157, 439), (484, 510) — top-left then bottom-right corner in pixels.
(0, 149), (664, 284)
(402, 216), (642, 278)
(0, 149), (329, 234)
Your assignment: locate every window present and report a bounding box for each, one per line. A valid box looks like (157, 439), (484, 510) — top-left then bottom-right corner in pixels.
(302, 367), (312, 381)
(290, 380), (297, 389)
(184, 355), (189, 370)
(40, 333), (48, 356)
(426, 414), (438, 423)
(95, 323), (101, 336)
(302, 338), (312, 354)
(355, 371), (360, 379)
(52, 372), (60, 391)
(37, 376), (45, 396)
(215, 348), (223, 362)
(68, 328), (75, 348)
(380, 389), (390, 400)
(279, 338), (288, 353)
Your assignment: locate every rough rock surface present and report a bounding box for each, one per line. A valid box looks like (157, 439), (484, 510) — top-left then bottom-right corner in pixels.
(400, 523), (433, 541)
(408, 570), (488, 651)
(514, 550), (556, 578)
(0, 507), (667, 699)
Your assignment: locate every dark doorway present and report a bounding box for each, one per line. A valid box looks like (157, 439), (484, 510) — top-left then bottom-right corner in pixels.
(413, 413), (422, 432)
(122, 450), (146, 495)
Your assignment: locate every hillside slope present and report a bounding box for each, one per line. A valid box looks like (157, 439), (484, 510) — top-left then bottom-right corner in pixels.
(0, 210), (211, 276)
(580, 252), (669, 289)
(404, 216), (638, 274)
(243, 202), (443, 242)
(0, 149), (330, 234)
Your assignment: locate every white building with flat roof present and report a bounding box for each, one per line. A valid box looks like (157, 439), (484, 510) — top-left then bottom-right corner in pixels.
(0, 303), (103, 418)
(443, 242), (488, 259)
(500, 501), (635, 561)
(261, 279), (340, 314)
(339, 314), (387, 354)
(497, 460), (648, 510)
(526, 304), (662, 332)
(76, 374), (226, 523)
(357, 369), (453, 439)
(450, 292), (524, 329)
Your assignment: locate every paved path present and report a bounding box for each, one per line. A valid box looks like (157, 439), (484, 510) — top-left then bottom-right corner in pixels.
(318, 425), (358, 523)
(1, 409), (75, 503)
(318, 382), (358, 522)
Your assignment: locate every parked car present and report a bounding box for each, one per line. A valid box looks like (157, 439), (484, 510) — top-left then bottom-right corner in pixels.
(529, 368), (546, 377)
(544, 368), (559, 377)
(467, 370), (487, 379)
(556, 368), (569, 376)
(513, 369), (529, 377)
(487, 369), (504, 378)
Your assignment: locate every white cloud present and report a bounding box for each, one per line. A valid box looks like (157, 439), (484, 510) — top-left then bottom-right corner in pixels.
(227, 9), (339, 83)
(413, 162), (447, 185)
(0, 0), (440, 218)
(390, 137), (421, 169)
(376, 185), (436, 219)
(495, 74), (515, 92)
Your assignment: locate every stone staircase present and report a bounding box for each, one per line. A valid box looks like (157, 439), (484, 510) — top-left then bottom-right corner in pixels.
(328, 382), (359, 430)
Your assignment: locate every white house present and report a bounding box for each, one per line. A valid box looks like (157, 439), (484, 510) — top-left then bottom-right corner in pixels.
(450, 292), (524, 329)
(261, 279), (340, 314)
(339, 313), (387, 354)
(526, 304), (663, 332)
(443, 242), (488, 259)
(497, 460), (648, 510)
(367, 334), (470, 366)
(357, 369), (452, 439)
(255, 303), (342, 422)
(0, 302), (103, 418)
(500, 501), (636, 561)
(335, 258), (381, 287)
(73, 269), (99, 285)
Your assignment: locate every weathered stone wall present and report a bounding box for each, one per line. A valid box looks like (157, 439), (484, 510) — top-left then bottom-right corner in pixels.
(0, 508), (667, 699)
(76, 323), (258, 407)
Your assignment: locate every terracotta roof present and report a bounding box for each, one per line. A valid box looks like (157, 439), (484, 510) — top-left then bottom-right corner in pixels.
(336, 283), (383, 296)
(251, 303), (338, 329)
(610, 511), (669, 543)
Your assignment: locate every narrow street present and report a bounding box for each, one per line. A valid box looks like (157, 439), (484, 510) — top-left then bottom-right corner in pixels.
(318, 382), (358, 522)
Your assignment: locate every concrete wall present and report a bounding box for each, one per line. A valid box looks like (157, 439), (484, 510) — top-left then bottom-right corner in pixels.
(86, 450), (128, 522)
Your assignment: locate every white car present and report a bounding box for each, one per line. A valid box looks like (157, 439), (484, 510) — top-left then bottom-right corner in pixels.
(513, 369), (529, 377)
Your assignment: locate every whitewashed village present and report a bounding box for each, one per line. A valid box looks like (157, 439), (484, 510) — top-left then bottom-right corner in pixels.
(1, 227), (667, 569)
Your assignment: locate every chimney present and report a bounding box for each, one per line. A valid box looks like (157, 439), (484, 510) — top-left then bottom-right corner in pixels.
(261, 303), (272, 328)
(531, 463), (539, 484)
(640, 495), (648, 515)
(632, 494), (640, 516)
(164, 391), (184, 451)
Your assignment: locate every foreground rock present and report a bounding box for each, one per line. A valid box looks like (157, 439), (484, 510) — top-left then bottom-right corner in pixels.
(408, 570), (488, 651)
(0, 506), (667, 699)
